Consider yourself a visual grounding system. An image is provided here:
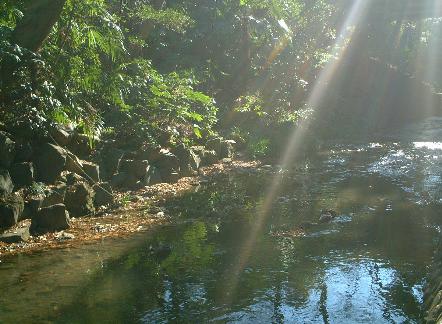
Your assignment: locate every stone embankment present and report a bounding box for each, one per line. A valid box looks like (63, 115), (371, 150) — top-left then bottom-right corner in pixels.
(0, 123), (235, 251)
(424, 241), (442, 324)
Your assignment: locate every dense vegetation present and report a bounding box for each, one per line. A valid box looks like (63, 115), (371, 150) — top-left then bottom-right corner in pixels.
(0, 0), (441, 155)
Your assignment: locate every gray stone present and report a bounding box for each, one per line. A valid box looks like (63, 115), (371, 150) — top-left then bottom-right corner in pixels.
(110, 172), (138, 190)
(65, 172), (85, 185)
(100, 147), (125, 180)
(201, 150), (218, 166)
(93, 182), (114, 207)
(41, 184), (66, 208)
(21, 197), (43, 220)
(0, 226), (30, 243)
(30, 204), (70, 235)
(34, 143), (67, 183)
(142, 166), (162, 186)
(49, 125), (72, 146)
(14, 141), (32, 163)
(0, 170), (13, 198)
(119, 159), (149, 179)
(64, 182), (95, 217)
(0, 194), (24, 229)
(65, 153), (84, 175)
(68, 133), (91, 158)
(0, 132), (15, 168)
(82, 161), (100, 182)
(9, 162), (34, 187)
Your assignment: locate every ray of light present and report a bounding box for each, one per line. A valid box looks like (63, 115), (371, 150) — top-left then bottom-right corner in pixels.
(220, 0), (370, 305)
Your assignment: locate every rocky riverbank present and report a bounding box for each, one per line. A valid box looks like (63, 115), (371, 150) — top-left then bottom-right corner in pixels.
(0, 123), (250, 257)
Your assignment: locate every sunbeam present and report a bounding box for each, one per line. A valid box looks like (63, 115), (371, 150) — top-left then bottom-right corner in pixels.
(220, 0), (371, 305)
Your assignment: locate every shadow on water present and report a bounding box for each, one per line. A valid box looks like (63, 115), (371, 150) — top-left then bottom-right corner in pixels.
(1, 119), (442, 323)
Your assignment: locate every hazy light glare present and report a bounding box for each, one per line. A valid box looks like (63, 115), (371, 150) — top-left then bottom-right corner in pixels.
(220, 0), (370, 304)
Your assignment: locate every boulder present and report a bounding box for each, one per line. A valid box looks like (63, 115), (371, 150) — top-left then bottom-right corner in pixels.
(201, 150), (218, 166)
(34, 143), (67, 183)
(14, 141), (32, 163)
(207, 137), (234, 159)
(155, 150), (180, 181)
(64, 182), (95, 217)
(65, 172), (86, 185)
(0, 226), (30, 243)
(93, 182), (114, 207)
(174, 144), (200, 176)
(82, 161), (100, 182)
(21, 197), (43, 220)
(9, 162), (34, 187)
(110, 172), (140, 190)
(0, 170), (13, 198)
(30, 204), (70, 235)
(100, 147), (125, 180)
(69, 133), (92, 158)
(136, 145), (162, 163)
(49, 125), (72, 146)
(0, 131), (15, 168)
(65, 153), (84, 175)
(119, 159), (149, 179)
(142, 166), (162, 186)
(0, 194), (24, 229)
(41, 184), (66, 208)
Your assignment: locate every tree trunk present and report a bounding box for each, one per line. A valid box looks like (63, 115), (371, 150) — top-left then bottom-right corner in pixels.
(12, 0), (67, 52)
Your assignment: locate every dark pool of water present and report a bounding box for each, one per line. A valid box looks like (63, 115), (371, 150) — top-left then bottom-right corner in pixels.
(1, 120), (442, 323)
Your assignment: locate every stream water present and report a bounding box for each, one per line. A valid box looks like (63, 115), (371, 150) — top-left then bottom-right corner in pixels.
(1, 118), (442, 323)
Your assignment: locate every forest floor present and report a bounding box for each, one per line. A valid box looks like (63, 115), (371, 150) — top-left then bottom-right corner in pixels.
(0, 159), (260, 257)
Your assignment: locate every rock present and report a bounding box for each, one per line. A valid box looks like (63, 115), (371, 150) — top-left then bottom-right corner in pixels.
(0, 170), (14, 198)
(64, 182), (95, 217)
(319, 209), (337, 223)
(111, 172), (140, 190)
(100, 147), (125, 180)
(142, 166), (162, 186)
(219, 140), (234, 159)
(0, 226), (30, 243)
(174, 144), (200, 176)
(93, 182), (114, 207)
(21, 197), (43, 220)
(14, 141), (33, 163)
(0, 131), (15, 168)
(55, 231), (75, 241)
(119, 159), (149, 179)
(201, 150), (218, 166)
(82, 161), (100, 182)
(65, 172), (85, 185)
(49, 125), (72, 146)
(206, 137), (223, 156)
(41, 184), (66, 208)
(155, 150), (180, 181)
(0, 194), (24, 229)
(34, 143), (67, 183)
(9, 162), (34, 187)
(69, 133), (92, 158)
(65, 153), (84, 175)
(136, 145), (162, 163)
(30, 204), (70, 235)
(164, 172), (180, 184)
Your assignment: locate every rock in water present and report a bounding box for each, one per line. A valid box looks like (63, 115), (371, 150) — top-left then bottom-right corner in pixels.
(319, 209), (337, 223)
(30, 204), (70, 235)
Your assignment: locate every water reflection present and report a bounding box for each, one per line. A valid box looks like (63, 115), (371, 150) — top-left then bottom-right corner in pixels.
(0, 128), (442, 323)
